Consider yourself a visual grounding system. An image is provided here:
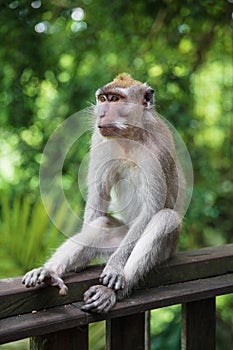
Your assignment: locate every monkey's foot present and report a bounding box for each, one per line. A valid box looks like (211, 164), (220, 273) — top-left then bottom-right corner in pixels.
(81, 285), (116, 313)
(99, 266), (125, 290)
(22, 267), (68, 296)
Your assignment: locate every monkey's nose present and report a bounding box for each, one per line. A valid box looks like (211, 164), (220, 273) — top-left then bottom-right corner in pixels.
(98, 124), (112, 129)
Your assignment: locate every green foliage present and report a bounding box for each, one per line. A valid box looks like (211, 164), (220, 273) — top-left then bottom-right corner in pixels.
(0, 0), (232, 349)
(0, 196), (64, 277)
(0, 0), (231, 249)
(0, 339), (28, 350)
(216, 295), (233, 349)
(89, 322), (106, 350)
(151, 306), (181, 350)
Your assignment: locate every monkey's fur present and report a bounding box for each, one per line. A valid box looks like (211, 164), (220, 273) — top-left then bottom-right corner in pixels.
(23, 73), (185, 313)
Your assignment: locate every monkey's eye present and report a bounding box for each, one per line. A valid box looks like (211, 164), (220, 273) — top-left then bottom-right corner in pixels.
(110, 95), (120, 102)
(98, 95), (107, 102)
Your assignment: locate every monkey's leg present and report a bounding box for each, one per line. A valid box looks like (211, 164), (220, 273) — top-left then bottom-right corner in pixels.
(123, 208), (181, 293)
(82, 209), (180, 313)
(22, 216), (126, 294)
(99, 208), (180, 292)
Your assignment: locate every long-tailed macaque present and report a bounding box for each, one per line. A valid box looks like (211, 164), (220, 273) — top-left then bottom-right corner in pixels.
(22, 73), (185, 313)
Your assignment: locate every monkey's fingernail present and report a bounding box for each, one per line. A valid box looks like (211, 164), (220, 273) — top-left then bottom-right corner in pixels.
(59, 286), (68, 296)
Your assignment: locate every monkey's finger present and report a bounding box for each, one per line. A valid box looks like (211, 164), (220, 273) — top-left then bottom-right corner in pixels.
(100, 274), (112, 287)
(83, 288), (95, 301)
(83, 291), (101, 305)
(50, 276), (68, 296)
(22, 275), (27, 285)
(81, 299), (101, 311)
(83, 286), (100, 302)
(106, 275), (118, 289)
(99, 273), (106, 284)
(22, 275), (26, 284)
(101, 273), (123, 289)
(22, 273), (34, 287)
(82, 293), (116, 313)
(98, 299), (115, 313)
(82, 296), (109, 312)
(91, 299), (111, 313)
(114, 275), (125, 290)
(102, 303), (114, 313)
(37, 269), (49, 284)
(59, 285), (68, 296)
(85, 290), (102, 304)
(83, 285), (110, 307)
(22, 268), (43, 287)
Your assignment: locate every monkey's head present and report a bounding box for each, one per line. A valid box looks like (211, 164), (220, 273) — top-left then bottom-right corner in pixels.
(95, 73), (155, 138)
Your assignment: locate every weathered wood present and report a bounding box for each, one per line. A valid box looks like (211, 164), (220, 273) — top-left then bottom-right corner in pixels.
(0, 265), (101, 319)
(144, 244), (233, 289)
(106, 313), (145, 350)
(1, 244), (232, 319)
(30, 326), (88, 350)
(0, 273), (233, 344)
(145, 311), (151, 350)
(181, 298), (216, 350)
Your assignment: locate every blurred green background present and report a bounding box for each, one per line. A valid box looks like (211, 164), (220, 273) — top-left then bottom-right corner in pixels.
(0, 0), (232, 349)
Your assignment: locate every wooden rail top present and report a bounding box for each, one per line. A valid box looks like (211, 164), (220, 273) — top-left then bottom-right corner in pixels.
(0, 244), (233, 344)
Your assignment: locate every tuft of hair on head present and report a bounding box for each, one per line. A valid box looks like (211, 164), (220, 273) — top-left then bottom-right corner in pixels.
(106, 73), (142, 88)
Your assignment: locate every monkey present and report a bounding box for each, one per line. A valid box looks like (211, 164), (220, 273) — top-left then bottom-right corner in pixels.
(22, 73), (185, 313)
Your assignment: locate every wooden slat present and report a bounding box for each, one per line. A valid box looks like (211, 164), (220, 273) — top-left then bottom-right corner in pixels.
(0, 265), (101, 319)
(143, 244), (233, 289)
(30, 326), (88, 350)
(1, 244), (233, 319)
(0, 273), (233, 344)
(181, 298), (216, 350)
(106, 313), (145, 350)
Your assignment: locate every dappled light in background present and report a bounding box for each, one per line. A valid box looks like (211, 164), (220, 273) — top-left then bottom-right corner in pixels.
(31, 1), (41, 9)
(34, 21), (48, 33)
(0, 0), (232, 349)
(71, 7), (84, 21)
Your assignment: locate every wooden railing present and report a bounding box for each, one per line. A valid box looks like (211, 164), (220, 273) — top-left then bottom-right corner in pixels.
(0, 244), (233, 350)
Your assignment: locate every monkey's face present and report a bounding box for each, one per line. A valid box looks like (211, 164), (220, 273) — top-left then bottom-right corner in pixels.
(95, 74), (155, 139)
(95, 90), (130, 138)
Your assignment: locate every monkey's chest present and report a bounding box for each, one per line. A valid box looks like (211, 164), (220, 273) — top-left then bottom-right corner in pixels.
(110, 166), (143, 222)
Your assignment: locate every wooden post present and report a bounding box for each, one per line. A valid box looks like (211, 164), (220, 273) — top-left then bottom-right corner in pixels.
(145, 311), (151, 350)
(30, 326), (88, 350)
(181, 298), (216, 350)
(106, 313), (146, 350)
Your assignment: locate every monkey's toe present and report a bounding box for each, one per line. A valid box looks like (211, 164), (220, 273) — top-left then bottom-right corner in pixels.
(81, 285), (116, 313)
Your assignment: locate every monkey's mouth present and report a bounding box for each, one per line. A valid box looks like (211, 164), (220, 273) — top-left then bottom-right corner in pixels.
(98, 124), (126, 137)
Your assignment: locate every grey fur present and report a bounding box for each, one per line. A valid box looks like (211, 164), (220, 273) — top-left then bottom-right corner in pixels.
(22, 78), (185, 313)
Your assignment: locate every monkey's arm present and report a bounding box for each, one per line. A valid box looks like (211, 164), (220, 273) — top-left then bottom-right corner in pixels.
(98, 209), (151, 290)
(21, 233), (85, 295)
(22, 215), (123, 294)
(22, 152), (112, 293)
(82, 209), (181, 313)
(22, 228), (98, 294)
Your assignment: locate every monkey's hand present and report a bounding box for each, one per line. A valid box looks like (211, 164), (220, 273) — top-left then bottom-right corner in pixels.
(22, 267), (68, 296)
(81, 285), (116, 313)
(99, 266), (125, 290)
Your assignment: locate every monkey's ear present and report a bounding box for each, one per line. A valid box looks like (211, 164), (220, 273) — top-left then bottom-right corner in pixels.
(143, 87), (155, 108)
